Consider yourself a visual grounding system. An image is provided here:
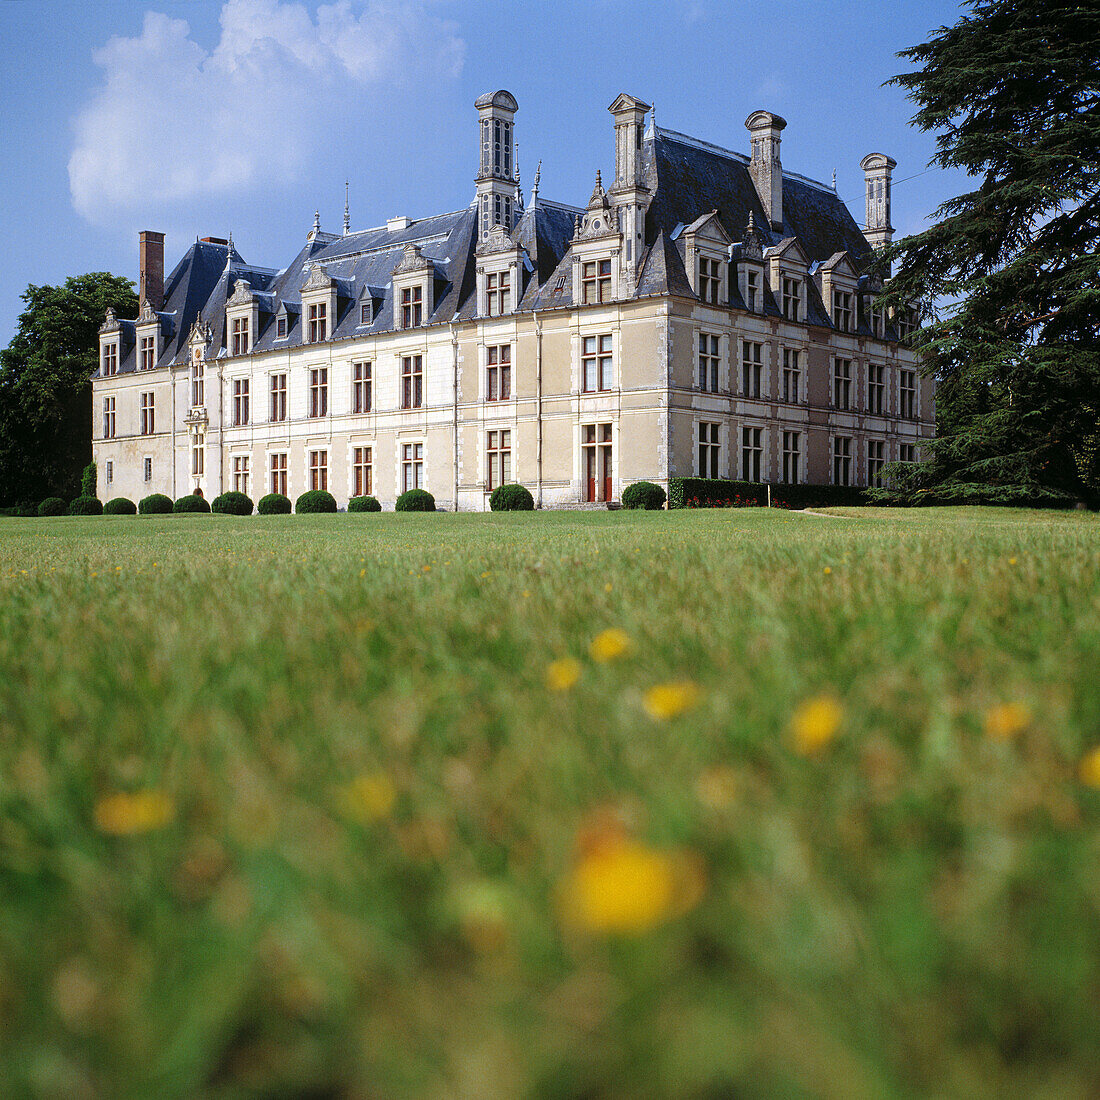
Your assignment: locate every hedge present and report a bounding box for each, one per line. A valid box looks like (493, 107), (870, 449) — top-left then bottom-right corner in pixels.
(668, 478), (869, 510)
(296, 489), (337, 514)
(104, 497), (137, 515)
(174, 495), (211, 513)
(212, 491), (254, 516)
(396, 489), (436, 512)
(0, 505), (37, 518)
(68, 496), (103, 516)
(489, 483), (534, 511)
(37, 497), (66, 517)
(621, 481), (666, 510)
(139, 493), (173, 515)
(258, 493), (292, 515)
(348, 495), (382, 512)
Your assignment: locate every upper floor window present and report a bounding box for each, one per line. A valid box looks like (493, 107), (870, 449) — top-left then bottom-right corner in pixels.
(833, 358), (852, 410)
(742, 425), (764, 483)
(359, 301), (372, 326)
(698, 334), (720, 393)
(582, 334), (613, 392)
(231, 317), (249, 356)
(190, 361), (204, 408)
(233, 379), (250, 426)
(401, 286), (423, 329)
(308, 302), (327, 343)
(103, 396), (116, 439)
(102, 343), (118, 376)
(900, 369), (917, 418)
(352, 362), (372, 414)
(309, 449), (328, 491)
(745, 270), (760, 312)
(140, 336), (155, 370)
(487, 345), (511, 401)
(582, 260), (612, 305)
(782, 348), (801, 403)
(742, 341), (763, 398)
(270, 373), (287, 422)
(487, 271), (511, 316)
(782, 431), (801, 484)
(276, 315), (288, 339)
(698, 257), (722, 304)
(868, 363), (886, 414)
(402, 355), (423, 409)
(309, 368), (328, 418)
(896, 307), (918, 343)
(833, 436), (852, 485)
(781, 276), (801, 321)
(487, 429), (512, 490)
(870, 304), (885, 339)
(698, 421), (720, 479)
(899, 443), (917, 464)
(868, 440), (885, 486)
(192, 438), (204, 477)
(139, 392), (154, 436)
(832, 291), (853, 332)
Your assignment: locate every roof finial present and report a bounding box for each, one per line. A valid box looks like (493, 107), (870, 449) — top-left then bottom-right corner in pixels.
(344, 181), (350, 235)
(531, 159), (541, 205)
(651, 102), (657, 134)
(832, 168), (837, 191)
(224, 231), (234, 271)
(312, 209), (320, 236)
(515, 142), (520, 185)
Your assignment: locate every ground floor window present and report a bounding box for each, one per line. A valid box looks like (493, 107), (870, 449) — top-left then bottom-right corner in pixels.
(143, 457), (152, 483)
(742, 425), (764, 482)
(402, 443), (423, 493)
(582, 423), (613, 502)
(191, 437), (204, 477)
(698, 421), (720, 479)
(353, 446), (372, 497)
(867, 439), (885, 486)
(833, 436), (852, 486)
(233, 455), (249, 495)
(487, 429), (512, 489)
(270, 453), (287, 496)
(899, 442), (917, 464)
(781, 431), (801, 484)
(309, 450), (328, 492)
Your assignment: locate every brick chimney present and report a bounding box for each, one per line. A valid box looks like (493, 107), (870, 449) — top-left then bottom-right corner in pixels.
(745, 111), (786, 232)
(139, 231), (165, 310)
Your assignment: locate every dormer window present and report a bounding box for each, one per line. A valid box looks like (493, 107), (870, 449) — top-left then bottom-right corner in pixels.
(870, 304), (885, 338)
(308, 302), (327, 342)
(744, 270), (760, 312)
(486, 271), (510, 315)
(782, 277), (801, 321)
(191, 357), (205, 408)
(359, 300), (372, 326)
(698, 257), (722, 304)
(895, 306), (918, 342)
(231, 316), (250, 356)
(582, 260), (612, 304)
(102, 342), (118, 376)
(139, 336), (155, 370)
(276, 315), (287, 339)
(833, 291), (853, 332)
(401, 286), (423, 328)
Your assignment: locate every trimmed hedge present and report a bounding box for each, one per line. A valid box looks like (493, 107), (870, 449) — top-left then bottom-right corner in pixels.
(174, 494), (211, 513)
(258, 493), (292, 515)
(668, 478), (869, 510)
(212, 491), (254, 516)
(68, 496), (103, 516)
(81, 462), (97, 498)
(104, 497), (137, 515)
(348, 495), (382, 512)
(296, 489), (337, 514)
(139, 493), (174, 515)
(489, 483), (534, 511)
(396, 489), (436, 512)
(0, 505), (37, 518)
(38, 497), (66, 517)
(621, 481), (666, 510)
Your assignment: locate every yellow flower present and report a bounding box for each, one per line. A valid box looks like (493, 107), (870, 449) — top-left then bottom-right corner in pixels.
(1079, 748), (1100, 788)
(338, 772), (397, 823)
(823, 566), (832, 575)
(546, 657), (582, 692)
(1008, 557), (1018, 566)
(642, 681), (702, 720)
(422, 565), (431, 572)
(590, 628), (631, 663)
(791, 695), (843, 755)
(94, 790), (174, 835)
(984, 701), (1031, 741)
(604, 582), (613, 593)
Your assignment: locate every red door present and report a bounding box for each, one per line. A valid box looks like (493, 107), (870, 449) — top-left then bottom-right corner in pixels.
(585, 446), (597, 502)
(600, 424), (613, 502)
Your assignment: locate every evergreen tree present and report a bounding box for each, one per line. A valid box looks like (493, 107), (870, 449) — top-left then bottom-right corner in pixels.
(882, 0), (1100, 504)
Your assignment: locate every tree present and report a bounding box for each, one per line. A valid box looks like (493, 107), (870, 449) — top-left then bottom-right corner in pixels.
(881, 0), (1100, 504)
(0, 274), (137, 505)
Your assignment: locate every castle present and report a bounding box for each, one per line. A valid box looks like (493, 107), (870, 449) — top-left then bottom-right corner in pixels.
(92, 90), (930, 508)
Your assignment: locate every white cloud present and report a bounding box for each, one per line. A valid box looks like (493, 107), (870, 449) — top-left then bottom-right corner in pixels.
(69, 0), (465, 221)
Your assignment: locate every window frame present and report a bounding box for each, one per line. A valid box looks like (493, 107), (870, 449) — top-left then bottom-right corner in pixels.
(139, 391), (154, 436)
(487, 344), (512, 401)
(352, 361), (372, 414)
(232, 378), (250, 426)
(698, 420), (720, 479)
(581, 334), (613, 393)
(309, 367), (329, 419)
(741, 340), (763, 399)
(741, 424), (764, 483)
(833, 357), (853, 411)
(308, 449), (329, 492)
(401, 355), (424, 409)
(270, 373), (287, 422)
(353, 446), (373, 498)
(270, 452), (288, 496)
(486, 429), (512, 490)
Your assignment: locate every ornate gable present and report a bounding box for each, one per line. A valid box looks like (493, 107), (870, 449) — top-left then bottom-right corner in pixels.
(476, 223), (520, 257)
(573, 171), (620, 242)
(227, 278), (255, 307)
(394, 244), (432, 276)
(99, 307), (121, 335)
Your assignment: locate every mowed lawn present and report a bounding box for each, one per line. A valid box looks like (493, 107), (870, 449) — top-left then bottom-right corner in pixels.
(2, 507), (1100, 1099)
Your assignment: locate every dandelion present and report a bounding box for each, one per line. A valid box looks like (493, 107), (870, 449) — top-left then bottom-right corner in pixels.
(643, 681), (702, 720)
(1009, 557), (1018, 566)
(823, 566), (832, 575)
(590, 628), (631, 663)
(338, 772), (397, 823)
(422, 565), (431, 572)
(1079, 748), (1100, 788)
(481, 571), (491, 579)
(604, 582), (613, 593)
(985, 701), (1031, 740)
(359, 569), (366, 577)
(546, 657), (582, 692)
(94, 790), (174, 835)
(791, 694), (843, 755)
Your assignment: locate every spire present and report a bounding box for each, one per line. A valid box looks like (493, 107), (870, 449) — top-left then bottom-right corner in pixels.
(343, 181), (350, 235)
(224, 231), (234, 272)
(514, 143), (523, 211)
(531, 159), (541, 206)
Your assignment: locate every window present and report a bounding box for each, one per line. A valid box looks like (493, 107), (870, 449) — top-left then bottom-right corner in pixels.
(782, 431), (801, 484)
(191, 359), (204, 407)
(782, 348), (801, 403)
(698, 421), (720, 479)
(896, 307), (918, 342)
(270, 452), (287, 496)
(192, 437), (204, 477)
(582, 334), (613, 393)
(102, 396), (116, 439)
(487, 345), (511, 401)
(276, 315), (288, 339)
(582, 259), (612, 304)
(308, 302), (327, 343)
(270, 374), (287, 422)
(832, 291), (853, 332)
(867, 364), (886, 414)
(402, 442), (424, 493)
(309, 449), (328, 491)
(139, 392), (154, 435)
(900, 370), (917, 419)
(353, 446), (372, 497)
(870, 304), (885, 338)
(102, 343), (118, 376)
(106, 460), (113, 485)
(698, 334), (720, 393)
(742, 341), (763, 398)
(351, 362), (372, 414)
(899, 443), (916, 464)
(231, 316), (249, 356)
(487, 429), (512, 489)
(867, 440), (885, 486)
(142, 457), (151, 483)
(233, 379), (250, 426)
(309, 368), (328, 418)
(745, 269), (760, 312)
(833, 436), (852, 485)
(582, 423), (613, 502)
(781, 276), (801, 321)
(233, 455), (249, 495)
(140, 335), (155, 370)
(487, 270), (511, 316)
(359, 301), (372, 326)
(401, 355), (423, 409)
(401, 285), (423, 329)
(742, 425), (764, 482)
(698, 256), (721, 304)
(833, 358), (852, 410)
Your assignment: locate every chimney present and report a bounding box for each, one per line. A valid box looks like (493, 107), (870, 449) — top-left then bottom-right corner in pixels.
(139, 230), (165, 311)
(745, 111), (786, 232)
(859, 153), (896, 257)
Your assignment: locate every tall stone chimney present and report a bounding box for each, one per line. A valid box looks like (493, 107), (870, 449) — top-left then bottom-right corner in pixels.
(139, 230), (165, 310)
(745, 111), (786, 232)
(859, 153), (896, 255)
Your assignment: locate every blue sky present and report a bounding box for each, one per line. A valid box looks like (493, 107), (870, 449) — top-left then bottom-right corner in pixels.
(0, 0), (969, 346)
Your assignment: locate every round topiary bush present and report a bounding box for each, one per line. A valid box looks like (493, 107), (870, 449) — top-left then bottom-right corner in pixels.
(174, 494), (211, 513)
(296, 489), (338, 514)
(139, 493), (173, 515)
(621, 481), (667, 510)
(348, 495), (382, 512)
(212, 490), (254, 516)
(489, 483), (534, 511)
(104, 497), (137, 515)
(38, 497), (66, 517)
(396, 488), (436, 512)
(68, 496), (104, 516)
(258, 493), (292, 515)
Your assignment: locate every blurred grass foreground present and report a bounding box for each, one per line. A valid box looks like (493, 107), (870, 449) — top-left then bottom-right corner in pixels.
(2, 506), (1100, 1098)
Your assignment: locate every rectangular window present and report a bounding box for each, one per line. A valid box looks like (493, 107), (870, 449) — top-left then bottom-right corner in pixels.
(745, 269), (760, 312)
(582, 259), (612, 304)
(782, 276), (801, 321)
(191, 360), (204, 408)
(698, 421), (720, 479)
(192, 438), (204, 477)
(870, 304), (884, 338)
(103, 396), (116, 439)
(270, 453), (287, 496)
(698, 334), (720, 392)
(582, 334), (613, 393)
(139, 391), (154, 435)
(832, 290), (853, 332)
(359, 301), (372, 326)
(233, 455), (249, 495)
(899, 443), (917, 464)
(102, 343), (118, 376)
(231, 316), (249, 356)
(487, 345), (511, 401)
(782, 348), (801, 403)
(742, 425), (764, 482)
(142, 457), (151, 483)
(309, 368), (328, 418)
(487, 429), (512, 490)
(896, 307), (917, 342)
(270, 374), (287, 422)
(352, 362), (372, 414)
(276, 315), (288, 339)
(581, 423), (614, 503)
(353, 446), (373, 498)
(402, 442), (424, 493)
(833, 436), (852, 486)
(900, 370), (917, 419)
(698, 256), (721, 304)
(782, 431), (801, 484)
(233, 379), (250, 426)
(402, 355), (423, 409)
(309, 449), (328, 491)
(487, 270), (511, 316)
(741, 341), (763, 398)
(106, 460), (113, 485)
(833, 358), (852, 410)
(140, 335), (155, 370)
(867, 363), (886, 414)
(867, 440), (885, 486)
(401, 285), (423, 329)
(308, 302), (327, 342)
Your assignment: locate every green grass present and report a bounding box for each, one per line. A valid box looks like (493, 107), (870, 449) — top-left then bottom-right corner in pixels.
(2, 507), (1100, 1099)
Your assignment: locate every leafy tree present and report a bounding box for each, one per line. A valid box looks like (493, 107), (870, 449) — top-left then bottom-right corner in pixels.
(882, 0), (1100, 503)
(0, 274), (138, 505)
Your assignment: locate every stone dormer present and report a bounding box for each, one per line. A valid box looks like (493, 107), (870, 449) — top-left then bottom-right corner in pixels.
(99, 307), (122, 377)
(475, 224), (524, 317)
(571, 170), (623, 305)
(816, 251), (859, 334)
(765, 237), (809, 322)
(300, 263), (336, 343)
(676, 210), (732, 306)
(392, 245), (434, 330)
(225, 278), (259, 356)
(732, 213), (767, 313)
(135, 299), (164, 370)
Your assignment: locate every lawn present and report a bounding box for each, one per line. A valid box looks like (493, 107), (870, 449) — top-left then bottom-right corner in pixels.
(2, 507), (1100, 1098)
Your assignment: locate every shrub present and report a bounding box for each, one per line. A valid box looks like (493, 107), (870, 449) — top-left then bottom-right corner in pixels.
(104, 497), (137, 515)
(348, 495), (382, 513)
(296, 489), (338, 514)
(212, 491), (254, 516)
(621, 481), (666, 510)
(81, 461), (97, 498)
(396, 489), (436, 512)
(139, 493), (174, 515)
(2, 503), (38, 518)
(68, 496), (103, 516)
(258, 493), (292, 515)
(489, 483), (534, 511)
(174, 495), (211, 513)
(38, 497), (66, 517)
(667, 478), (871, 510)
